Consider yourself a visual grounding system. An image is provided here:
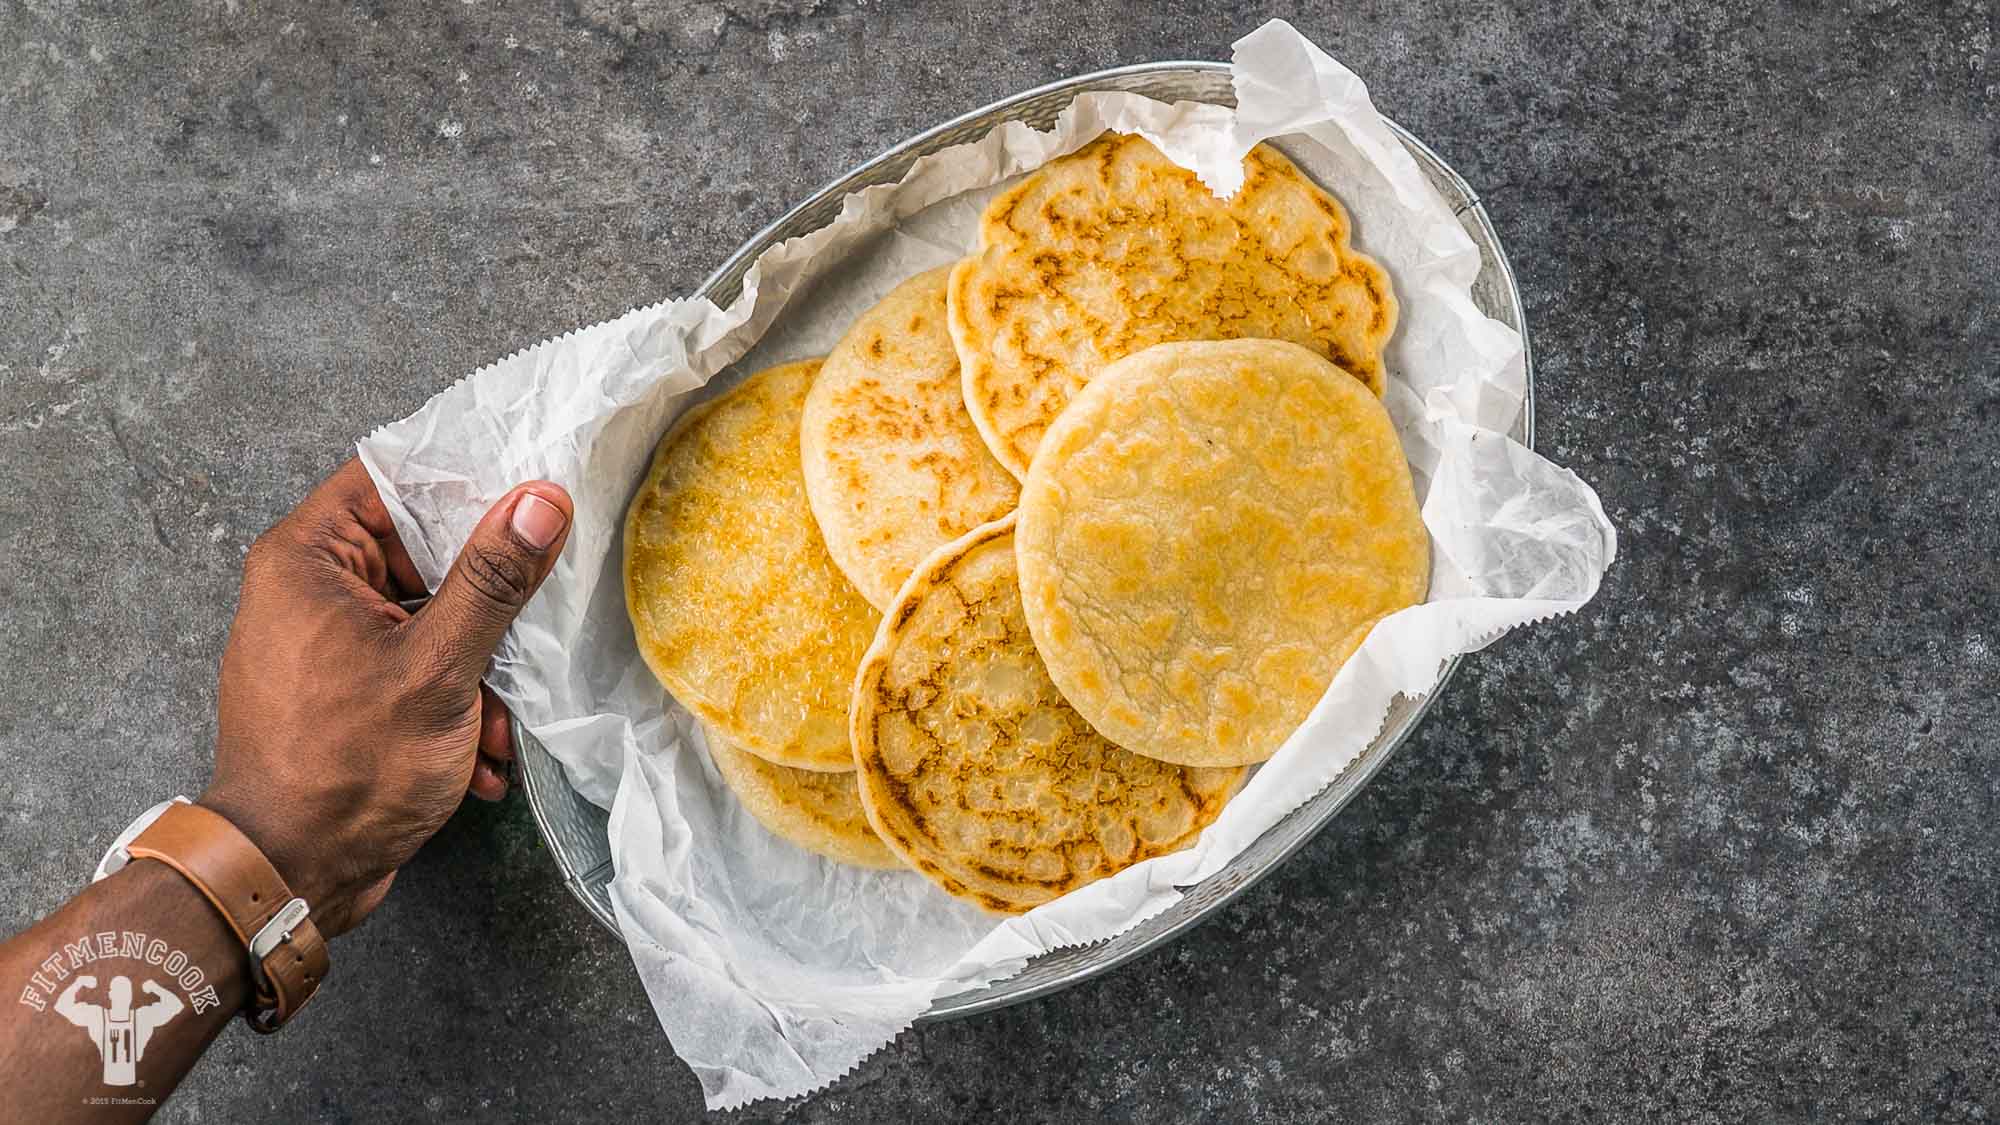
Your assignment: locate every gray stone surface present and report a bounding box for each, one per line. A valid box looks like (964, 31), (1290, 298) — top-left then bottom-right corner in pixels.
(2, 0), (1996, 1119)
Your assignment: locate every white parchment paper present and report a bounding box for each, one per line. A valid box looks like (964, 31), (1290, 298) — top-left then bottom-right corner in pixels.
(358, 20), (1616, 1110)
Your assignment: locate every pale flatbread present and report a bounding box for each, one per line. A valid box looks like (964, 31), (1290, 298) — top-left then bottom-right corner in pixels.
(950, 132), (1398, 478)
(1015, 339), (1429, 768)
(703, 724), (902, 870)
(850, 513), (1241, 913)
(624, 359), (878, 772)
(801, 266), (1020, 610)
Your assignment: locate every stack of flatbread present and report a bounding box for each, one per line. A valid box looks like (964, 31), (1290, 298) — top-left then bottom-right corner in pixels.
(625, 133), (1429, 913)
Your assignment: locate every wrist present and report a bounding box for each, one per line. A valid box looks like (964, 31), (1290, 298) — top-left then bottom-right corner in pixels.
(121, 799), (333, 1030)
(114, 860), (255, 1011)
(194, 788), (336, 916)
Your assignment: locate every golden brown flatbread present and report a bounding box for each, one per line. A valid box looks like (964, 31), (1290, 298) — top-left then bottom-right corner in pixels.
(1015, 339), (1428, 768)
(850, 513), (1242, 913)
(801, 266), (1020, 610)
(624, 359), (878, 771)
(703, 724), (902, 869)
(950, 132), (1397, 478)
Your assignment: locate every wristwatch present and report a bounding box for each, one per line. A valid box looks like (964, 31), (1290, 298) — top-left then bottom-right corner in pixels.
(94, 797), (329, 1031)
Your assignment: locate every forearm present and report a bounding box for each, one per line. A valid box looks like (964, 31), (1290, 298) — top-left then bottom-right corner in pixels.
(0, 462), (567, 1119)
(3, 862), (250, 1122)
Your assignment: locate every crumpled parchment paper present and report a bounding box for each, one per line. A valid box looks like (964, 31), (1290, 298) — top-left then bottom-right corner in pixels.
(357, 19), (1616, 1110)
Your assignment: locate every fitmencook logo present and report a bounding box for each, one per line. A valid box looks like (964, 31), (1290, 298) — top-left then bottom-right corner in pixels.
(17, 931), (222, 1087)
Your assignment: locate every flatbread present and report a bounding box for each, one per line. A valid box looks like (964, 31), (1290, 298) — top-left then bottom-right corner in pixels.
(851, 513), (1241, 913)
(703, 723), (903, 870)
(801, 266), (1020, 610)
(950, 131), (1398, 478)
(1015, 339), (1429, 768)
(624, 359), (878, 772)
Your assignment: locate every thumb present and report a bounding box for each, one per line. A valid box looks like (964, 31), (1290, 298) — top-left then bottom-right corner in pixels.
(416, 482), (572, 679)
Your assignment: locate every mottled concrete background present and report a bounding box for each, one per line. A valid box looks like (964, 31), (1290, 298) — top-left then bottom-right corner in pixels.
(2, 0), (1995, 1120)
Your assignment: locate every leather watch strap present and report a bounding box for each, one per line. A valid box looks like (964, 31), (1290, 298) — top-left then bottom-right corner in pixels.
(125, 802), (329, 1032)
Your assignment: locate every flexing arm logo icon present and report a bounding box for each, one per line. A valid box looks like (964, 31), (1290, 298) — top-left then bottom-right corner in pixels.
(53, 975), (185, 1086)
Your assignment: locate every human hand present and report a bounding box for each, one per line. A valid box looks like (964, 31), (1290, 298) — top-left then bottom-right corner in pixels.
(140, 979), (171, 1001)
(74, 975), (97, 991)
(199, 460), (572, 938)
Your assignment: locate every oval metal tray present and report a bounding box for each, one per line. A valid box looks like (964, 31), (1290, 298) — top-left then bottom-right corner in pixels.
(517, 60), (1533, 1023)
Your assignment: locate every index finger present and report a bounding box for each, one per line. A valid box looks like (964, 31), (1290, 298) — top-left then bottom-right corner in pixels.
(294, 458), (428, 597)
